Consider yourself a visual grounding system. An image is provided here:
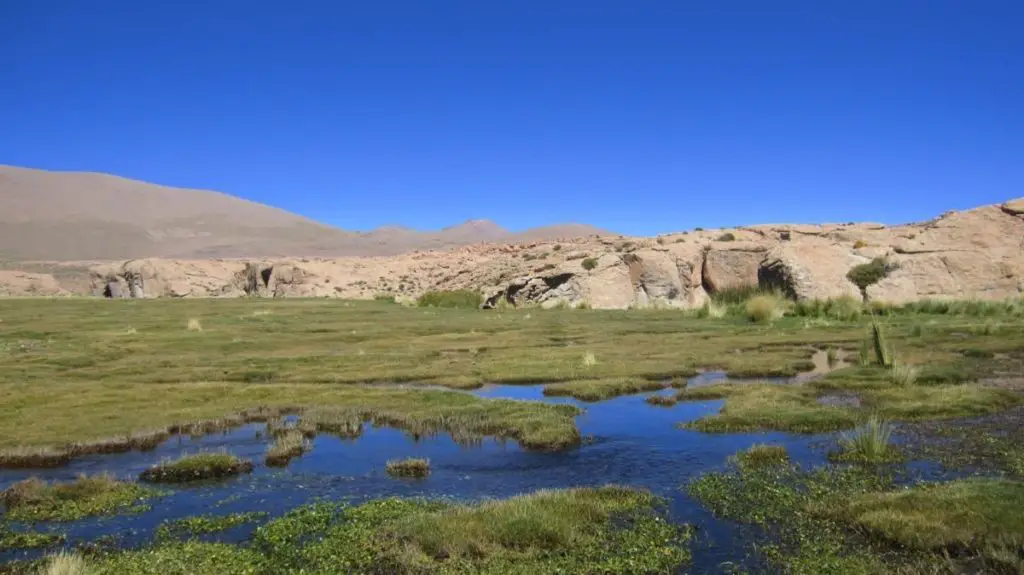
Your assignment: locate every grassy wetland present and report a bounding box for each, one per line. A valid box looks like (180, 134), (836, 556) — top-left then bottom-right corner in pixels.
(0, 295), (1022, 573)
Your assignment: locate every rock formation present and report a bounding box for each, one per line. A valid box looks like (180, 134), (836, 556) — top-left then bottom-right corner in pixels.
(4, 198), (1022, 309)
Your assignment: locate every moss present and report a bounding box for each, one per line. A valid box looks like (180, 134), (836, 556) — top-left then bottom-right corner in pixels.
(140, 452), (254, 483)
(1, 474), (158, 522)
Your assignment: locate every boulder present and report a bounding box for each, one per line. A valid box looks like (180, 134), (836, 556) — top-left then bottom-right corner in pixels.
(702, 243), (767, 293)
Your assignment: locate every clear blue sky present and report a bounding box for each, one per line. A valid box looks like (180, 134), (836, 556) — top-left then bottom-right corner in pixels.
(2, 2), (1022, 235)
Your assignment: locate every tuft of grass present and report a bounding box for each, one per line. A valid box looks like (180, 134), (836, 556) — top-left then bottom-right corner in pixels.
(830, 416), (901, 464)
(695, 300), (726, 319)
(745, 293), (787, 323)
(853, 239), (868, 249)
(41, 551), (89, 575)
(385, 457), (431, 478)
(581, 257), (598, 271)
(645, 394), (679, 407)
(140, 452), (253, 483)
(266, 430), (310, 467)
(417, 290), (482, 309)
(791, 296), (862, 321)
(889, 362), (920, 386)
(186, 318), (203, 332)
(580, 351), (597, 368)
(1, 473), (158, 522)
(709, 284), (763, 305)
(716, 232), (736, 242)
(732, 444), (790, 470)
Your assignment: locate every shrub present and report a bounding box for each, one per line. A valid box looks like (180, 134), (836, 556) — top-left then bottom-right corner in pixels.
(385, 457), (431, 478)
(373, 293), (395, 302)
(792, 296), (863, 321)
(853, 240), (868, 249)
(552, 244), (562, 251)
(745, 294), (786, 323)
(581, 258), (599, 271)
(717, 232), (736, 242)
(417, 290), (482, 309)
(846, 257), (897, 298)
(695, 227), (704, 231)
(695, 301), (726, 319)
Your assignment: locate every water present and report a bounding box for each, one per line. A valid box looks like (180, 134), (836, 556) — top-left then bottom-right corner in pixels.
(0, 376), (914, 572)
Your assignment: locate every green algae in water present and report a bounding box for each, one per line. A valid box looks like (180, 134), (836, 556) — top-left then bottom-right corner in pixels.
(155, 512), (269, 541)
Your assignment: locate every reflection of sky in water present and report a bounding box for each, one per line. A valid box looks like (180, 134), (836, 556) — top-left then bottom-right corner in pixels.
(0, 382), (960, 572)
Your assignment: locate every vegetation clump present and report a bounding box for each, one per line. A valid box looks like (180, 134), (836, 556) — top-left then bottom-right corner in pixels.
(717, 232), (736, 242)
(140, 452), (253, 483)
(81, 487), (692, 574)
(846, 257), (897, 299)
(581, 257), (599, 270)
(385, 457), (431, 478)
(645, 394), (679, 407)
(544, 377), (666, 402)
(0, 525), (65, 550)
(417, 290), (483, 309)
(1, 473), (157, 522)
(829, 416), (901, 464)
(156, 512), (269, 540)
(265, 430), (310, 467)
(745, 293), (787, 323)
(732, 444), (790, 469)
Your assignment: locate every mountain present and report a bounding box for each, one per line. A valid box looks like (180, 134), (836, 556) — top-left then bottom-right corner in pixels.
(0, 165), (608, 261)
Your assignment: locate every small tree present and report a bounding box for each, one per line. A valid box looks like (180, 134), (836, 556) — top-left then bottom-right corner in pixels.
(847, 258), (897, 301)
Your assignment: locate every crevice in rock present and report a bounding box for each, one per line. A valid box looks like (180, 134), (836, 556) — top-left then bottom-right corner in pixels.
(260, 266), (273, 288)
(541, 273), (574, 290)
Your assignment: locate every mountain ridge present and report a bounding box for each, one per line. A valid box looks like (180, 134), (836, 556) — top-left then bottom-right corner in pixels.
(0, 165), (609, 261)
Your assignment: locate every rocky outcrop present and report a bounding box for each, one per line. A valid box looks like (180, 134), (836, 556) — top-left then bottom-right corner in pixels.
(7, 197), (1021, 308)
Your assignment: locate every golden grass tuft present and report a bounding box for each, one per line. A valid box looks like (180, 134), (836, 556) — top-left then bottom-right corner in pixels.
(265, 430), (309, 467)
(186, 318), (203, 332)
(581, 351), (597, 368)
(385, 457), (431, 478)
(745, 294), (787, 323)
(890, 362), (920, 386)
(42, 551), (88, 575)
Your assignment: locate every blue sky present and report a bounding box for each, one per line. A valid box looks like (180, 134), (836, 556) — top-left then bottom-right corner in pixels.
(2, 2), (1022, 235)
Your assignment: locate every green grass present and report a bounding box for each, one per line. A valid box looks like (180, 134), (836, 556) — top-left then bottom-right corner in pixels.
(155, 512), (269, 541)
(0, 298), (1021, 452)
(385, 457), (431, 478)
(581, 257), (598, 270)
(689, 451), (1022, 573)
(732, 444), (790, 469)
(543, 377), (667, 401)
(417, 289), (483, 309)
(836, 478), (1024, 570)
(78, 487), (692, 574)
(745, 293), (787, 323)
(678, 377), (1020, 434)
(139, 452), (254, 483)
(0, 473), (158, 522)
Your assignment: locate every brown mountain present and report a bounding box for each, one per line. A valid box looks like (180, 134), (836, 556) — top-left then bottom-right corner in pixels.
(0, 165), (609, 260)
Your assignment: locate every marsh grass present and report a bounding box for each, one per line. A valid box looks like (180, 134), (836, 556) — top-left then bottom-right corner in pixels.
(265, 430), (310, 467)
(0, 446), (71, 469)
(1, 298), (1021, 456)
(156, 511), (269, 540)
(580, 351), (597, 368)
(543, 378), (665, 402)
(301, 408), (363, 439)
(0, 473), (157, 521)
(385, 457), (431, 478)
(87, 487), (692, 574)
(0, 525), (65, 550)
(41, 551), (88, 575)
(645, 394), (678, 407)
(417, 290), (482, 309)
(889, 362), (920, 386)
(835, 478), (1024, 571)
(732, 444), (790, 469)
(830, 416), (901, 464)
(140, 452), (254, 483)
(745, 293), (787, 323)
